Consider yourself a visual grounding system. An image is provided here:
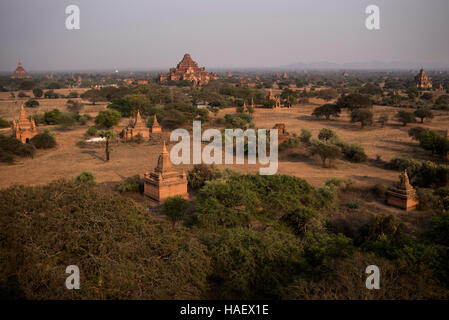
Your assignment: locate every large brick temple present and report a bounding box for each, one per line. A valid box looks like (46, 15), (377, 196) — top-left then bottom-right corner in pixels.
(11, 59), (31, 79)
(415, 67), (432, 89)
(144, 141), (188, 202)
(159, 53), (217, 85)
(12, 104), (37, 143)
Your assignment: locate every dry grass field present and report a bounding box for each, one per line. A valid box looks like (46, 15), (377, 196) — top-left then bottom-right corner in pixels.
(1, 91), (448, 194)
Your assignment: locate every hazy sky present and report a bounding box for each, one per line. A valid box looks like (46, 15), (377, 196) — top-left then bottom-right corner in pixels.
(1, 0), (448, 71)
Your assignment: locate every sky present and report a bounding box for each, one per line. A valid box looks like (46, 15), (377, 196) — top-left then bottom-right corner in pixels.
(1, 0), (448, 72)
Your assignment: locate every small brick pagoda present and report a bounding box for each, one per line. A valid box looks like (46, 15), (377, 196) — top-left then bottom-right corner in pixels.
(144, 141), (188, 202)
(158, 53), (217, 85)
(121, 110), (149, 140)
(11, 59), (31, 79)
(386, 170), (419, 211)
(267, 89), (281, 108)
(150, 115), (162, 133)
(12, 104), (37, 143)
(415, 67), (432, 89)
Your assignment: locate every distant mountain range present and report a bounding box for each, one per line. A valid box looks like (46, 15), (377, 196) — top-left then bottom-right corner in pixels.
(280, 60), (449, 70)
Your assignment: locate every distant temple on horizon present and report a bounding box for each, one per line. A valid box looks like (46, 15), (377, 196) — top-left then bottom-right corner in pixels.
(12, 104), (37, 143)
(415, 67), (432, 89)
(158, 53), (217, 85)
(11, 59), (31, 79)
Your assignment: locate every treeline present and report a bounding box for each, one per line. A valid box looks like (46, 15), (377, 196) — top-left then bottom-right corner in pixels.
(1, 168), (448, 299)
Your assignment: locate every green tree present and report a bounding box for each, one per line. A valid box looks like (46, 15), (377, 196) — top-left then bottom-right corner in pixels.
(395, 111), (416, 126)
(350, 108), (373, 128)
(312, 104), (341, 120)
(81, 89), (103, 105)
(74, 171), (96, 186)
(414, 108), (434, 123)
(337, 93), (372, 111)
(317, 88), (339, 101)
(162, 196), (190, 228)
(419, 130), (449, 156)
(32, 88), (43, 98)
(318, 128), (338, 142)
(359, 83), (383, 96)
(309, 139), (342, 167)
(95, 109), (122, 129)
(98, 130), (116, 161)
(25, 98), (39, 108)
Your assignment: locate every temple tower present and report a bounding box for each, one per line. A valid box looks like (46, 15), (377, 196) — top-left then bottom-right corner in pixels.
(143, 142), (188, 202)
(12, 104), (37, 143)
(121, 110), (150, 140)
(386, 170), (419, 211)
(151, 115), (162, 133)
(11, 59), (31, 79)
(415, 67), (432, 89)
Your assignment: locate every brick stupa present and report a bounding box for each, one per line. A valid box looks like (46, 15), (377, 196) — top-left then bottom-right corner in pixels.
(12, 104), (37, 143)
(386, 170), (419, 211)
(121, 110), (149, 140)
(150, 115), (162, 133)
(159, 53), (217, 85)
(11, 59), (31, 79)
(144, 141), (188, 202)
(415, 67), (432, 89)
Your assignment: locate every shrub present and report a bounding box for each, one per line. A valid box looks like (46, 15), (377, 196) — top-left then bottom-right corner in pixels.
(32, 88), (43, 98)
(187, 164), (220, 190)
(395, 111), (416, 126)
(0, 134), (36, 163)
(309, 139), (342, 167)
(419, 130), (449, 155)
(95, 109), (122, 129)
(372, 183), (387, 198)
(408, 127), (428, 141)
(340, 143), (368, 163)
(74, 171), (96, 186)
(0, 117), (10, 128)
(0, 180), (210, 299)
(30, 130), (56, 149)
(346, 200), (361, 209)
(279, 137), (302, 151)
(66, 100), (83, 113)
(318, 128), (338, 142)
(162, 196), (190, 228)
(416, 188), (439, 211)
(336, 93), (372, 111)
(56, 113), (77, 128)
(117, 175), (143, 193)
(350, 108), (373, 128)
(18, 91), (28, 98)
(67, 91), (79, 98)
(300, 128), (312, 145)
(414, 108), (433, 123)
(44, 90), (59, 99)
(312, 104), (341, 120)
(86, 127), (97, 136)
(205, 228), (304, 299)
(25, 98), (39, 108)
(43, 109), (62, 124)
